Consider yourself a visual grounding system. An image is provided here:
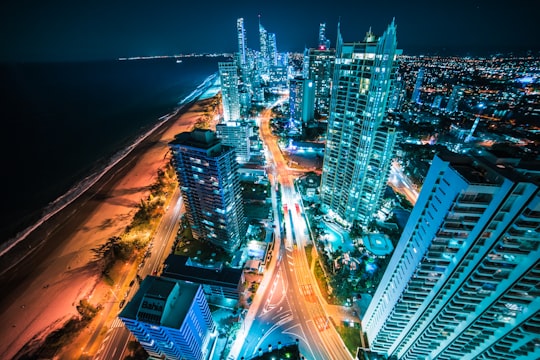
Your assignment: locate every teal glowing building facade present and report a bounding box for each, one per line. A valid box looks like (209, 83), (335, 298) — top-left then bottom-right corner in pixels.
(304, 46), (335, 118)
(363, 150), (540, 360)
(321, 20), (401, 228)
(218, 61), (241, 122)
(289, 77), (315, 135)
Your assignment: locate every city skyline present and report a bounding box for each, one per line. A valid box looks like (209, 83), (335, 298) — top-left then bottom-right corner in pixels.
(0, 2), (538, 358)
(1, 0), (538, 62)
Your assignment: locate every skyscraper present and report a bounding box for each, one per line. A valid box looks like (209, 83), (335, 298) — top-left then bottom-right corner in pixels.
(268, 32), (278, 67)
(170, 129), (246, 253)
(289, 76), (315, 135)
(258, 18), (269, 75)
(119, 276), (216, 360)
(388, 76), (406, 112)
(218, 61), (241, 122)
(257, 16), (278, 77)
(320, 20), (401, 228)
(363, 150), (540, 360)
(318, 22), (331, 50)
(304, 46), (335, 118)
(237, 17), (247, 66)
(446, 85), (465, 113)
(216, 121), (252, 163)
(411, 67), (424, 103)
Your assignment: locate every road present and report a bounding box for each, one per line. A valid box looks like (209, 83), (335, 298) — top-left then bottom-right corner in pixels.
(87, 188), (184, 360)
(91, 96), (358, 360)
(232, 99), (353, 360)
(388, 161), (419, 205)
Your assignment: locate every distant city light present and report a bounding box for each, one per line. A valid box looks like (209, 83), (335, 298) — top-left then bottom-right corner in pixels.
(517, 76), (534, 83)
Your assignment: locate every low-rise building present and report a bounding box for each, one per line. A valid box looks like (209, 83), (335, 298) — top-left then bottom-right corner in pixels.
(162, 254), (244, 308)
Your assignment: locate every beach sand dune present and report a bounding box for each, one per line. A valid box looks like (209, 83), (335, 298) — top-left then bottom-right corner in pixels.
(0, 95), (217, 359)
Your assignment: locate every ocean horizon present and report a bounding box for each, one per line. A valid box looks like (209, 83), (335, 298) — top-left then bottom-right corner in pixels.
(0, 56), (226, 248)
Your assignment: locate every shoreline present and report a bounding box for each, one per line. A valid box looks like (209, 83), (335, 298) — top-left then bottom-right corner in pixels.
(0, 74), (221, 359)
(0, 72), (218, 272)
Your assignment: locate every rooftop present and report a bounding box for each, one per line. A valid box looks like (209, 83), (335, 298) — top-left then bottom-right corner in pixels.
(162, 254), (243, 289)
(170, 129), (221, 150)
(119, 276), (199, 329)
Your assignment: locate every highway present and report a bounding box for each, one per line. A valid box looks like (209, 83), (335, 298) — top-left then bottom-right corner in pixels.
(91, 97), (356, 360)
(232, 99), (353, 360)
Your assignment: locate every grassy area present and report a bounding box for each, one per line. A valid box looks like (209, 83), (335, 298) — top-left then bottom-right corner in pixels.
(334, 320), (363, 356)
(313, 259), (331, 301)
(305, 243), (313, 268)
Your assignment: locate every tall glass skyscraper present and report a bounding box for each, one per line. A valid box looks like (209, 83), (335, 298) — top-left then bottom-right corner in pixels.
(289, 77), (315, 135)
(321, 20), (401, 228)
(411, 67), (424, 103)
(170, 130), (246, 253)
(318, 22), (331, 50)
(363, 150), (540, 360)
(237, 17), (247, 66)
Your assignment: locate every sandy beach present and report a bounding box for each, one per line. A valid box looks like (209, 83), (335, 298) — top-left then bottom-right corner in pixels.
(0, 88), (220, 359)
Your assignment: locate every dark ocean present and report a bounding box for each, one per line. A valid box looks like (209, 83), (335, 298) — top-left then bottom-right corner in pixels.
(0, 56), (225, 245)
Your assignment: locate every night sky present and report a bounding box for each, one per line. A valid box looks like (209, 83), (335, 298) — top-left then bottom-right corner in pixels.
(1, 0), (537, 62)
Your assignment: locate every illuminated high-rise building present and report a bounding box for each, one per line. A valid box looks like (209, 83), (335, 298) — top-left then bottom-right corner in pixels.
(235, 18), (253, 117)
(258, 18), (269, 75)
(289, 77), (315, 135)
(268, 32), (278, 67)
(119, 276), (216, 360)
(237, 18), (247, 66)
(216, 121), (252, 163)
(321, 20), (401, 228)
(170, 129), (246, 253)
(432, 94), (443, 109)
(257, 16), (278, 77)
(304, 47), (335, 118)
(318, 22), (331, 49)
(388, 76), (405, 111)
(268, 65), (288, 93)
(411, 67), (424, 103)
(218, 61), (241, 122)
(363, 150), (540, 360)
(446, 85), (465, 113)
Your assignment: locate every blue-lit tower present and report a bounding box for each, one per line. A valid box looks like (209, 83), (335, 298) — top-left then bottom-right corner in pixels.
(218, 61), (241, 122)
(320, 20), (401, 228)
(289, 77), (315, 136)
(304, 46), (335, 118)
(237, 17), (247, 66)
(446, 85), (465, 113)
(258, 17), (269, 76)
(318, 22), (331, 49)
(411, 67), (424, 103)
(363, 150), (540, 360)
(119, 276), (216, 360)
